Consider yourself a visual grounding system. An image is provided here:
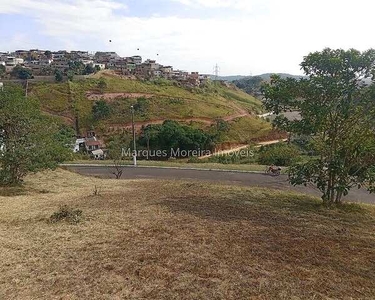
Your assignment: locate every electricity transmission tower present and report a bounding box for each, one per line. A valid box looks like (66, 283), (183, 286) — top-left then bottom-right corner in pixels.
(213, 64), (220, 82)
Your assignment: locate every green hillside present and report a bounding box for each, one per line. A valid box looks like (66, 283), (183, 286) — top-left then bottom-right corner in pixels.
(28, 74), (275, 144)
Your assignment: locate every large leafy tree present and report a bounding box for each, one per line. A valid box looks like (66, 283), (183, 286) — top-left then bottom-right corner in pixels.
(138, 120), (215, 157)
(68, 61), (85, 75)
(0, 86), (71, 185)
(10, 65), (33, 80)
(83, 64), (96, 75)
(262, 48), (375, 204)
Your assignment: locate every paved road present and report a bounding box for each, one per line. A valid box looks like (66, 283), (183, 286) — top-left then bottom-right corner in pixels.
(66, 165), (375, 204)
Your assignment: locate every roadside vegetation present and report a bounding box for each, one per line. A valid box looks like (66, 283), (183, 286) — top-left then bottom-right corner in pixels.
(0, 85), (72, 185)
(263, 48), (375, 204)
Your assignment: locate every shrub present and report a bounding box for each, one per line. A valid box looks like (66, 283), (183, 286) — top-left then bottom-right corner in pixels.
(133, 97), (149, 115)
(54, 69), (64, 82)
(49, 205), (83, 224)
(258, 143), (300, 166)
(92, 100), (111, 120)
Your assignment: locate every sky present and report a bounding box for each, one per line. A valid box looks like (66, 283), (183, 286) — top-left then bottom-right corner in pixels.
(0, 0), (374, 76)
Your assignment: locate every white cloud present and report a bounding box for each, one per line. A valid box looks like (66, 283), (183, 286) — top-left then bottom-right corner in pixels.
(171, 0), (264, 11)
(0, 0), (375, 75)
(0, 0), (126, 18)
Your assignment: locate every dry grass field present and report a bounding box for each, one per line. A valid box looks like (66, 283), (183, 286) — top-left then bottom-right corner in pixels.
(1, 169), (375, 299)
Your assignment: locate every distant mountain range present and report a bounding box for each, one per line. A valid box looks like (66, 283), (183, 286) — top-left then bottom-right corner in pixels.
(211, 73), (305, 82)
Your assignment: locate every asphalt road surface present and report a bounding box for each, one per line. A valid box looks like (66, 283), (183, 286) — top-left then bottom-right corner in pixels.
(65, 165), (375, 204)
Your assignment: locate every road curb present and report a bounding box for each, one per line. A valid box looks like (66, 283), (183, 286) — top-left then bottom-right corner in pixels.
(60, 164), (271, 175)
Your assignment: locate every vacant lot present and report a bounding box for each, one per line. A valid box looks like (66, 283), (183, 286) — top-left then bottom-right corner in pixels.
(1, 169), (375, 299)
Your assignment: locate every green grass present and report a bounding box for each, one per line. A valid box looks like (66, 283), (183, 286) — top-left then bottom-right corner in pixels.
(29, 75), (262, 123)
(222, 116), (273, 143)
(30, 82), (71, 113)
(105, 96), (236, 123)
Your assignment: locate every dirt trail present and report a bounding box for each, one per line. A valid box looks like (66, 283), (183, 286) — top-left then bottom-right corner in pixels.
(222, 102), (249, 121)
(109, 117), (213, 131)
(45, 90), (253, 133)
(106, 100), (251, 132)
(42, 109), (75, 125)
(107, 110), (250, 132)
(255, 139), (288, 147)
(87, 90), (252, 132)
(197, 139), (288, 160)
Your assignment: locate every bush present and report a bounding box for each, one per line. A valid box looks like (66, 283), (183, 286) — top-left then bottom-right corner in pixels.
(258, 143), (300, 166)
(133, 97), (150, 116)
(92, 100), (111, 120)
(54, 70), (64, 82)
(49, 205), (83, 224)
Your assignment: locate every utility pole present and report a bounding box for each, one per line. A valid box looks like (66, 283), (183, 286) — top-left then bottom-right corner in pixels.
(25, 79), (29, 98)
(130, 105), (137, 167)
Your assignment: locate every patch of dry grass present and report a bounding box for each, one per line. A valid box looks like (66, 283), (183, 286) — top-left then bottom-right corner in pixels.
(0, 169), (375, 299)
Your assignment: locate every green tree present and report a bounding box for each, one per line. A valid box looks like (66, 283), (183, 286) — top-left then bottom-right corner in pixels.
(138, 120), (215, 158)
(55, 125), (76, 146)
(210, 118), (230, 142)
(133, 97), (149, 117)
(54, 69), (64, 82)
(97, 78), (107, 93)
(92, 100), (110, 120)
(83, 63), (96, 75)
(10, 65), (33, 80)
(233, 76), (263, 95)
(0, 86), (71, 185)
(68, 61), (85, 75)
(262, 48), (375, 204)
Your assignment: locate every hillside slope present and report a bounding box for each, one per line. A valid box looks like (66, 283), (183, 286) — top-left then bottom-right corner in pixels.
(29, 74), (278, 144)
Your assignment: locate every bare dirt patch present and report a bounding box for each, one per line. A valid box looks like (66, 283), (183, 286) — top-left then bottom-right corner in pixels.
(1, 169), (374, 299)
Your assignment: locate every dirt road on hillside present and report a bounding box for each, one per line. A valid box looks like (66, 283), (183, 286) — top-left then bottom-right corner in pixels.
(106, 98), (251, 132)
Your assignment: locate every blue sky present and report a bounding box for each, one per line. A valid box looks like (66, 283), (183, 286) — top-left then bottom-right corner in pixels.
(0, 0), (374, 75)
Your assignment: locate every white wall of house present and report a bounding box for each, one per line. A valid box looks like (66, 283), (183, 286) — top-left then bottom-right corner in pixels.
(93, 63), (105, 70)
(73, 138), (85, 152)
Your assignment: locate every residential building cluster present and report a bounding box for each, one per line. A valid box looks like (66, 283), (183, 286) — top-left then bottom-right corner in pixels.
(0, 49), (210, 86)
